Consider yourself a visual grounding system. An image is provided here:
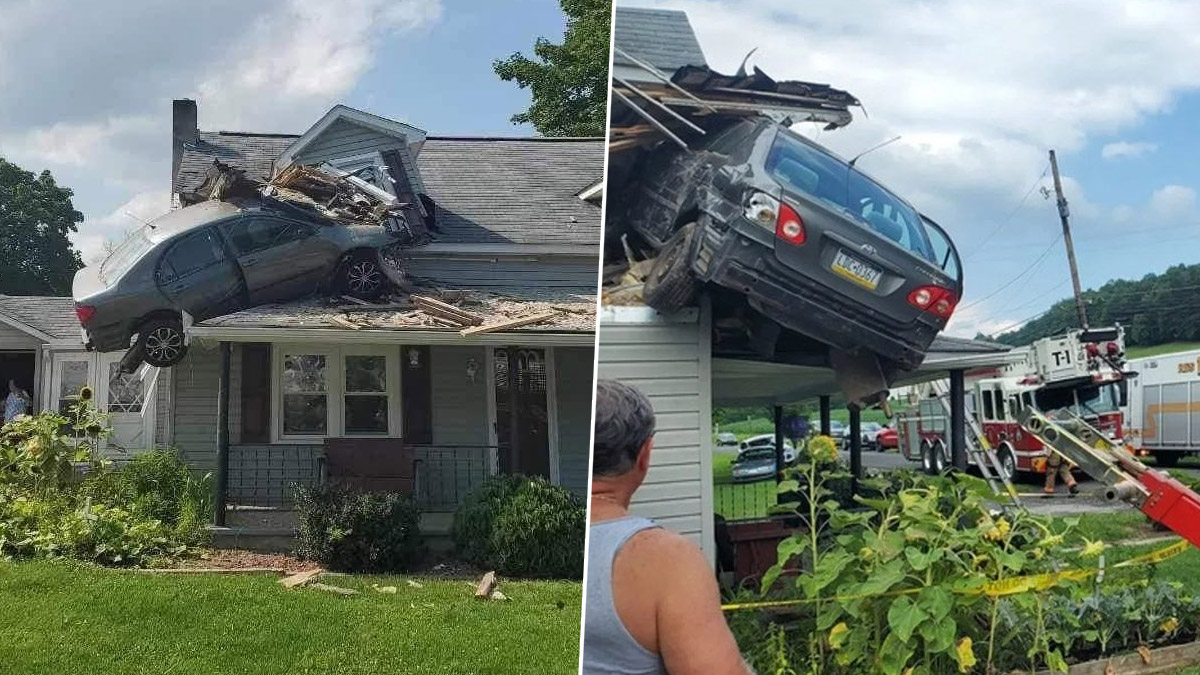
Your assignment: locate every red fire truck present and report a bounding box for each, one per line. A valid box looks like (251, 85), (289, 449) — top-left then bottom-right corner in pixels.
(896, 326), (1129, 478)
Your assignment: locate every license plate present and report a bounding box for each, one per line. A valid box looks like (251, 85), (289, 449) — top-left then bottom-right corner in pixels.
(831, 250), (882, 290)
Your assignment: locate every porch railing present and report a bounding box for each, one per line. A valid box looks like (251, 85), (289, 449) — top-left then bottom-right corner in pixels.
(224, 443), (497, 511)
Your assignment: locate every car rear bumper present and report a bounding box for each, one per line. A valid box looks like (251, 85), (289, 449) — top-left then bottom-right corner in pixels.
(691, 221), (936, 370)
(83, 321), (133, 353)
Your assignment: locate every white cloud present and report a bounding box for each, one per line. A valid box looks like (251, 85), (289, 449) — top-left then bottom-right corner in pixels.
(1101, 140), (1159, 159)
(1148, 184), (1197, 223)
(944, 301), (1023, 339)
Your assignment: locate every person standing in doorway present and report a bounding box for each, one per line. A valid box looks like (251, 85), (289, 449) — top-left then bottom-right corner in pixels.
(583, 379), (751, 675)
(4, 379), (32, 424)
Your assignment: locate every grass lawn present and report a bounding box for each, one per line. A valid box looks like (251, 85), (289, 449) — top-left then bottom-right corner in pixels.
(1126, 341), (1200, 359)
(0, 560), (581, 675)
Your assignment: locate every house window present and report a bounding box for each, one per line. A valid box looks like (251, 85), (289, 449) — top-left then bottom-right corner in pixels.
(106, 363), (144, 413)
(344, 355), (388, 435)
(58, 360), (90, 414)
(274, 345), (400, 440)
(281, 353), (328, 435)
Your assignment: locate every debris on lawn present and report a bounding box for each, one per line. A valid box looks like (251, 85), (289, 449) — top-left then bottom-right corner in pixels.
(279, 568), (324, 589)
(371, 584), (399, 594)
(310, 582), (360, 596)
(475, 571), (497, 599)
(406, 579), (424, 589)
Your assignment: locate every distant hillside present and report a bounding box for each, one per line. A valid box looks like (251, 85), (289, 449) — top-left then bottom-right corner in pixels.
(985, 262), (1200, 347)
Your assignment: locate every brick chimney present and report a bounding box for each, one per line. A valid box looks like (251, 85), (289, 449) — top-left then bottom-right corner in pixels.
(171, 99), (198, 192)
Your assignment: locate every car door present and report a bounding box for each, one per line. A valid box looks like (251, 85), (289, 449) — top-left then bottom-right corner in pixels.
(156, 227), (243, 320)
(222, 216), (337, 304)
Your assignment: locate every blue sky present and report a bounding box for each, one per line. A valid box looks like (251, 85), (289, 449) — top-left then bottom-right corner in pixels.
(0, 0), (569, 263)
(626, 0), (1200, 338)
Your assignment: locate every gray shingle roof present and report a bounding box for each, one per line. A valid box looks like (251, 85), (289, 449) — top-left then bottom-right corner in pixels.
(174, 132), (603, 247)
(930, 335), (1012, 354)
(417, 137), (602, 246)
(613, 6), (707, 71)
(0, 295), (80, 340)
(174, 131), (297, 194)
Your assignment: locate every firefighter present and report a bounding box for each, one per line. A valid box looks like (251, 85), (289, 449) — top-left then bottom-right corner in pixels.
(1044, 450), (1080, 496)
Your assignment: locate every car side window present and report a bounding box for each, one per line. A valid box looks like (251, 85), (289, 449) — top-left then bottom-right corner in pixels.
(158, 229), (226, 283)
(921, 216), (962, 282)
(225, 218), (293, 256)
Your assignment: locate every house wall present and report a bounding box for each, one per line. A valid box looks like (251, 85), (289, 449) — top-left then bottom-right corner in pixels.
(404, 255), (599, 290)
(0, 322), (41, 349)
(555, 346), (594, 496)
(596, 305), (715, 565)
(293, 118), (426, 193)
(168, 341), (589, 509)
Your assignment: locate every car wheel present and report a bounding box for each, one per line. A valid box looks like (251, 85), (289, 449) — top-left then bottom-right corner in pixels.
(920, 441), (934, 475)
(643, 222), (699, 313)
(139, 318), (188, 368)
(341, 254), (385, 300)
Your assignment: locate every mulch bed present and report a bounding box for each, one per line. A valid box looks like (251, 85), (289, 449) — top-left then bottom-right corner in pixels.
(172, 549), (488, 579)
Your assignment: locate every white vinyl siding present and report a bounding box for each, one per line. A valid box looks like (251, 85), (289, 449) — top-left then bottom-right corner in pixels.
(0, 322), (41, 349)
(597, 305), (715, 565)
(293, 118), (426, 193)
(554, 346), (595, 496)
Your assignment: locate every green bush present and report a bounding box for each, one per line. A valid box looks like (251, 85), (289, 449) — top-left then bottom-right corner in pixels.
(294, 482), (423, 572)
(81, 450), (212, 543)
(451, 474), (530, 565)
(490, 479), (585, 579)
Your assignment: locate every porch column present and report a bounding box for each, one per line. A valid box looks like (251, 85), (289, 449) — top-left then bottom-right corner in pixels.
(819, 396), (831, 436)
(950, 369), (967, 471)
(848, 407), (862, 495)
(214, 341), (230, 527)
(773, 404), (785, 484)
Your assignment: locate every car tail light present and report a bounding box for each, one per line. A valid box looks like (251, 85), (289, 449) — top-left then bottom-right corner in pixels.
(775, 203), (806, 245)
(75, 304), (96, 325)
(906, 285), (957, 319)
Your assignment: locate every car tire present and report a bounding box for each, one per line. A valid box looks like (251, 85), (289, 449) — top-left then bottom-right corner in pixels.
(643, 222), (699, 313)
(139, 318), (188, 368)
(341, 253), (385, 300)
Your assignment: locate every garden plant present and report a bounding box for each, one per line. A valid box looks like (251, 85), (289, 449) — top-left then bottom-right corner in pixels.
(730, 436), (1200, 674)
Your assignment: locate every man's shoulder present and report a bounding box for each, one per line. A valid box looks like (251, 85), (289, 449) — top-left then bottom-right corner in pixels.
(623, 526), (708, 569)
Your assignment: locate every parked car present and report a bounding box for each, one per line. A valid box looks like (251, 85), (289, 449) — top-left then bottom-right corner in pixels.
(827, 420), (847, 441)
(626, 117), (962, 408)
(860, 422), (884, 450)
(875, 426), (899, 451)
(73, 199), (400, 369)
(738, 434), (796, 464)
(716, 431), (739, 447)
(730, 447), (780, 483)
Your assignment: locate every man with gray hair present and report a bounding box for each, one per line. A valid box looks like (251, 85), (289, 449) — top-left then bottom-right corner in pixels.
(582, 379), (750, 675)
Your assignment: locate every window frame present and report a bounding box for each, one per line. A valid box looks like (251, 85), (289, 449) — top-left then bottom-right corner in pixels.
(271, 344), (401, 442)
(156, 227), (228, 284)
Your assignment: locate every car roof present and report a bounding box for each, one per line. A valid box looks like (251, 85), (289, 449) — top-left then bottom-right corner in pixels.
(144, 200), (245, 244)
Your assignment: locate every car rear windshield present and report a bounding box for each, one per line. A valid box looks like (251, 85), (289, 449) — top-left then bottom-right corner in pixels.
(99, 227), (155, 285)
(766, 130), (937, 262)
(740, 448), (777, 461)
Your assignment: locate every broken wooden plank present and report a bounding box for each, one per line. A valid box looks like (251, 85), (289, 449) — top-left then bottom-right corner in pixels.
(331, 316), (362, 330)
(279, 569), (323, 588)
(335, 302), (414, 312)
(412, 295), (485, 326)
(460, 310), (560, 336)
(608, 138), (644, 153)
(340, 294), (371, 306)
(310, 582), (359, 596)
(474, 571), (497, 599)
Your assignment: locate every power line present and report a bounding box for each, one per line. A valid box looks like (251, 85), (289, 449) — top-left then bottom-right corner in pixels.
(961, 164), (1050, 262)
(958, 234), (1063, 312)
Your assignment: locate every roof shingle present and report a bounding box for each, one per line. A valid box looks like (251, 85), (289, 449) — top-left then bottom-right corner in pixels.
(0, 295), (80, 340)
(613, 6), (707, 71)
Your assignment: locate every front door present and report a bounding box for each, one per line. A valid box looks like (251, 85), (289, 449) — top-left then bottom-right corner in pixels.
(493, 347), (550, 478)
(97, 353), (154, 456)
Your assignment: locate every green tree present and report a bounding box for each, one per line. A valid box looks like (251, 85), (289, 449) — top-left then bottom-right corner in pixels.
(0, 158), (84, 295)
(493, 0), (611, 137)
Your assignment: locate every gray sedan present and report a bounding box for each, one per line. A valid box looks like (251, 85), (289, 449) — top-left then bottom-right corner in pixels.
(730, 447), (780, 483)
(73, 199), (399, 368)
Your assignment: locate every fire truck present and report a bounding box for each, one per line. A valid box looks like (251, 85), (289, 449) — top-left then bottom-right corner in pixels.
(896, 326), (1129, 478)
(1123, 347), (1200, 467)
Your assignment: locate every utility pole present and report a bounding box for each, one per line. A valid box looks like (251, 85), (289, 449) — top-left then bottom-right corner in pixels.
(1048, 149), (1089, 329)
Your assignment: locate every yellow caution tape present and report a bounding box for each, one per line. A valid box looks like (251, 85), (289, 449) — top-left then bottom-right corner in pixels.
(721, 539), (1190, 613)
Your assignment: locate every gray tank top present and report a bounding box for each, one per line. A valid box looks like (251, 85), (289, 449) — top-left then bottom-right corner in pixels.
(581, 516), (667, 675)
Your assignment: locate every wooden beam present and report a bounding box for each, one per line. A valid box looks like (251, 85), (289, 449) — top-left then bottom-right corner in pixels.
(460, 310), (560, 336)
(412, 295), (485, 326)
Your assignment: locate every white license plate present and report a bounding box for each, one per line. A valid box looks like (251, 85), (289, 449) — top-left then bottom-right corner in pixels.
(831, 250), (882, 290)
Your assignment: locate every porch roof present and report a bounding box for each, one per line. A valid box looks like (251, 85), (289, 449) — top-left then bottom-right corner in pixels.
(189, 287), (597, 346)
(0, 295), (80, 342)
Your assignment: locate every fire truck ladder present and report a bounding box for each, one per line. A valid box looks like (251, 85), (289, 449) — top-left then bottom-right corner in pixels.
(928, 379), (1023, 507)
(1017, 407), (1200, 551)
